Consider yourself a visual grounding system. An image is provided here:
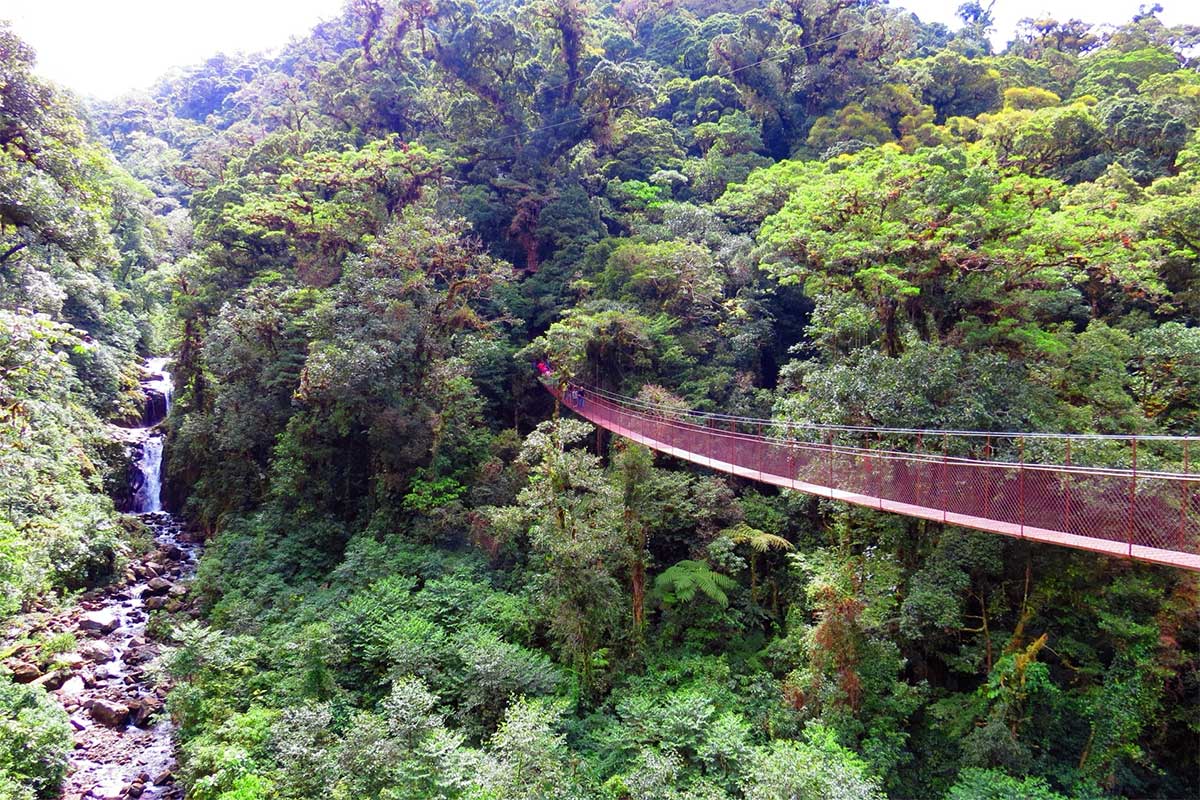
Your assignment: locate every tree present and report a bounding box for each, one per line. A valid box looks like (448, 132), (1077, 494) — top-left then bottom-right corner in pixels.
(490, 419), (627, 701)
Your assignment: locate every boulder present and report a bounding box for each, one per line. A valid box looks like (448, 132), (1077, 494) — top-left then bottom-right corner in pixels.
(56, 652), (85, 669)
(79, 641), (115, 662)
(144, 577), (173, 597)
(127, 696), (162, 727)
(122, 646), (154, 666)
(89, 698), (129, 728)
(33, 670), (66, 690)
(79, 610), (119, 634)
(59, 676), (86, 698)
(7, 660), (40, 683)
(143, 596), (169, 611)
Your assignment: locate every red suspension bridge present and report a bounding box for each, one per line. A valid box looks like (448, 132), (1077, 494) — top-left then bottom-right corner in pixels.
(548, 383), (1200, 571)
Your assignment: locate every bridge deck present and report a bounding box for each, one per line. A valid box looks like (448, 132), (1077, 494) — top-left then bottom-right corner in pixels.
(550, 384), (1200, 571)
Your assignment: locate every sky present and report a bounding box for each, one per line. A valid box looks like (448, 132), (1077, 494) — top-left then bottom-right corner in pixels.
(3, 0), (1196, 99)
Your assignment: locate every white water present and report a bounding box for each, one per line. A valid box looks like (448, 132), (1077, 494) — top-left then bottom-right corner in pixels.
(143, 356), (174, 420)
(134, 436), (164, 513)
(132, 358), (173, 514)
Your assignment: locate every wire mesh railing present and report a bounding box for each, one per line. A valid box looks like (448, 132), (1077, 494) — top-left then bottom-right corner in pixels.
(549, 382), (1200, 570)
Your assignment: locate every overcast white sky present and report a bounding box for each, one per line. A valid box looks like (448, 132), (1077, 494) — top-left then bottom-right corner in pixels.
(4, 0), (1196, 99)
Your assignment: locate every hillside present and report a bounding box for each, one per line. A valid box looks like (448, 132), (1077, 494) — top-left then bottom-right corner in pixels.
(2, 2), (1199, 798)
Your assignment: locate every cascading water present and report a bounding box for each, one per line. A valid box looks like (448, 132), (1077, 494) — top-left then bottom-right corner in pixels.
(52, 356), (195, 800)
(130, 358), (173, 514)
(133, 436), (164, 513)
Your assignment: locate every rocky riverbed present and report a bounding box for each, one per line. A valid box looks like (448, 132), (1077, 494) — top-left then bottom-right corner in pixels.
(2, 513), (200, 800)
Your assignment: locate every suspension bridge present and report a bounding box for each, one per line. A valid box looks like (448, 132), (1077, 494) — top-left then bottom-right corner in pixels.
(547, 382), (1200, 571)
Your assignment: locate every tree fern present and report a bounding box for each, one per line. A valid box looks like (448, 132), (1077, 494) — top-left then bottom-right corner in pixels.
(722, 523), (794, 553)
(653, 559), (737, 608)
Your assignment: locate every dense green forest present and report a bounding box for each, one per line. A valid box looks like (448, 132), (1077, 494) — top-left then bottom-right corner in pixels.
(3, 1), (1200, 798)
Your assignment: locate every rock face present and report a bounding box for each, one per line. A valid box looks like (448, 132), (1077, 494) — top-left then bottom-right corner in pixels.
(80, 609), (120, 634)
(142, 386), (169, 426)
(90, 698), (130, 728)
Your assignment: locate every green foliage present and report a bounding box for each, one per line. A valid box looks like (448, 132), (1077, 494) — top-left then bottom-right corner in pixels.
(740, 724), (885, 800)
(945, 768), (1069, 800)
(0, 673), (72, 800)
(36, 4), (1198, 800)
(654, 560), (737, 608)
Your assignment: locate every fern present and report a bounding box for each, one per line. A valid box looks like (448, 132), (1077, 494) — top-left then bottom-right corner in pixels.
(722, 523), (794, 553)
(653, 559), (737, 608)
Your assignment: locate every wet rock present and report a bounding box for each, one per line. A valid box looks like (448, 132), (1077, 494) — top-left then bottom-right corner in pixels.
(59, 675), (86, 697)
(143, 596), (169, 611)
(159, 543), (183, 561)
(144, 577), (173, 596)
(79, 640), (115, 662)
(89, 698), (130, 728)
(153, 770), (173, 785)
(7, 660), (40, 683)
(88, 780), (125, 799)
(57, 652), (85, 669)
(79, 610), (120, 634)
(127, 696), (162, 727)
(122, 646), (154, 666)
(33, 670), (66, 690)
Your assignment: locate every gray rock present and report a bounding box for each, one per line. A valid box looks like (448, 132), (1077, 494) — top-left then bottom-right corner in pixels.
(79, 641), (114, 662)
(144, 577), (173, 597)
(79, 610), (119, 634)
(56, 652), (85, 669)
(59, 676), (86, 697)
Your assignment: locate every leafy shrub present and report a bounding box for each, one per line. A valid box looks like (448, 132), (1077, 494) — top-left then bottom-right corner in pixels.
(945, 768), (1069, 800)
(0, 673), (72, 800)
(740, 724), (885, 800)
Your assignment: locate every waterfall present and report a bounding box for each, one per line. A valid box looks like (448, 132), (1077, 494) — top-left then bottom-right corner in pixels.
(130, 358), (173, 514)
(133, 435), (164, 513)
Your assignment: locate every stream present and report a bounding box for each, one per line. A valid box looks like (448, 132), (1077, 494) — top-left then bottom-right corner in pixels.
(3, 358), (198, 800)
